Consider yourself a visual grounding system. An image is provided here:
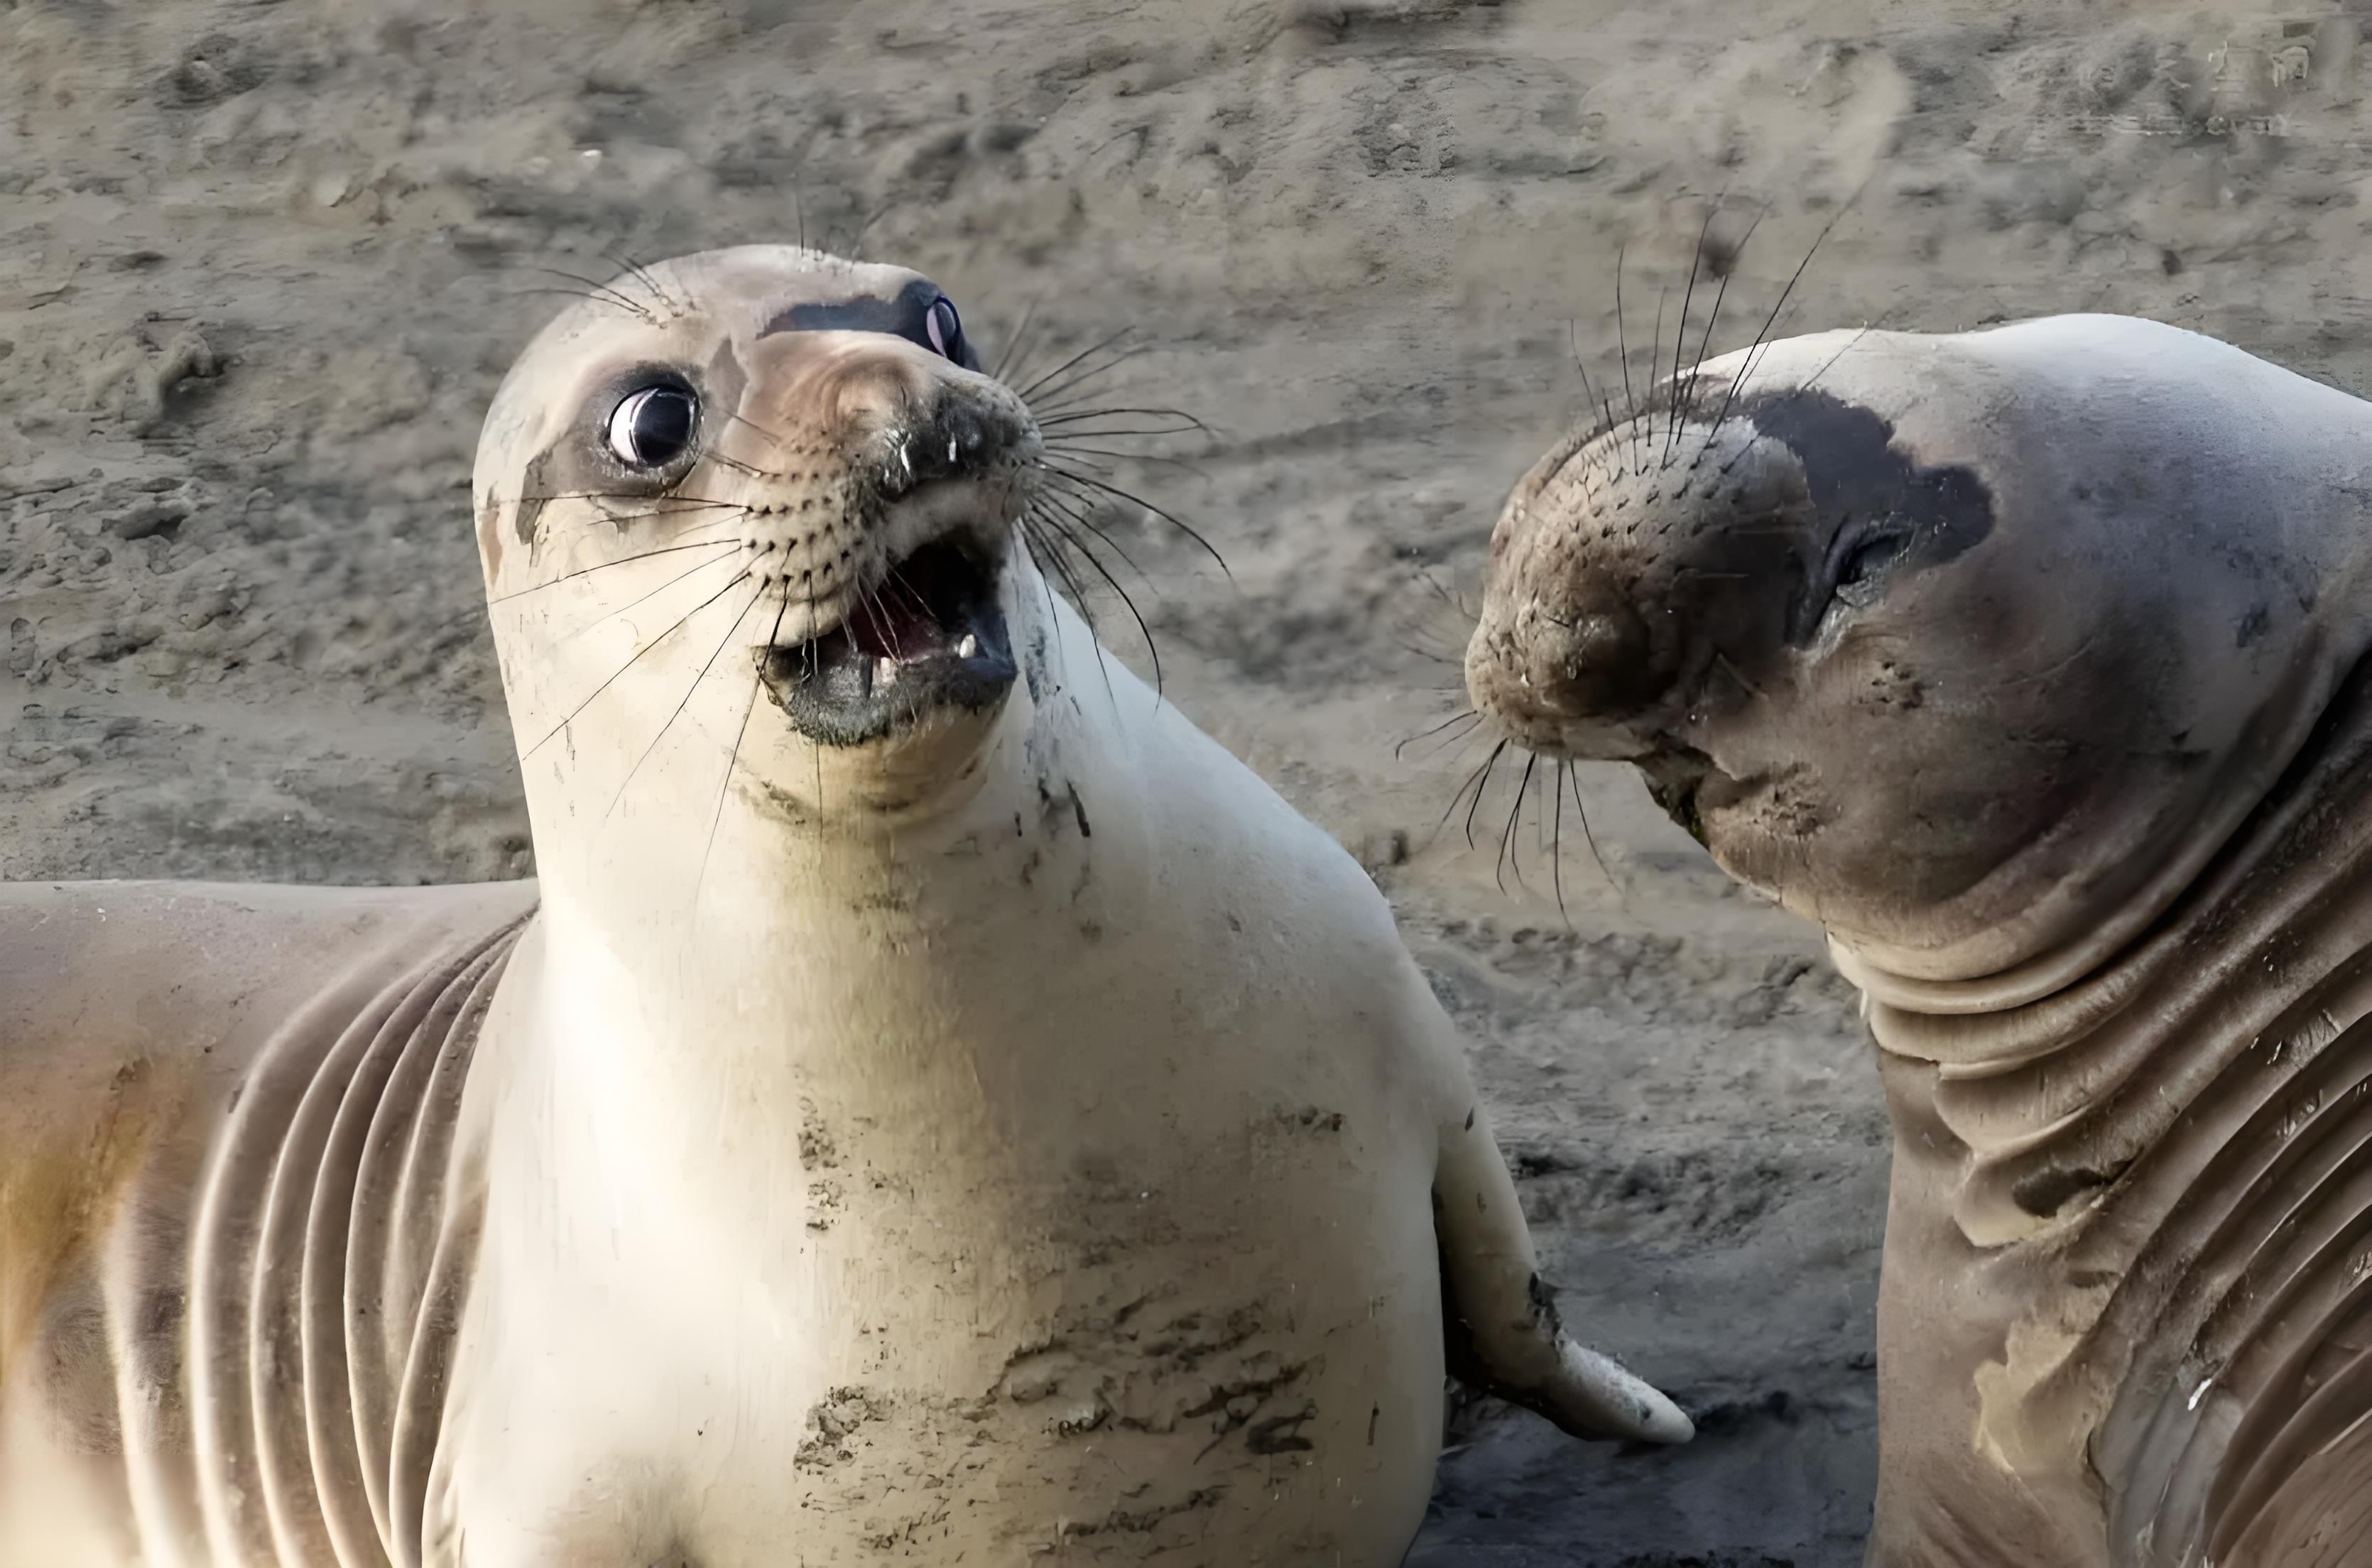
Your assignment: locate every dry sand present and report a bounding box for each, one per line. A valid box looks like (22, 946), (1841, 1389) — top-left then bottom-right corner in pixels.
(6, 1), (2370, 1562)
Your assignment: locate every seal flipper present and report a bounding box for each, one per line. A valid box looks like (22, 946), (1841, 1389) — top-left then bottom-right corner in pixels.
(1432, 1103), (1694, 1446)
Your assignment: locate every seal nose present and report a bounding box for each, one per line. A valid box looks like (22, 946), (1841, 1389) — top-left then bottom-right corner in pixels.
(1461, 579), (1670, 758)
(1480, 592), (1660, 721)
(885, 394), (1011, 498)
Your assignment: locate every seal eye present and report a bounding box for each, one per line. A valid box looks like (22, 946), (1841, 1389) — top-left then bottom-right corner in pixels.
(605, 386), (697, 469)
(924, 296), (966, 363)
(1832, 530), (1910, 610)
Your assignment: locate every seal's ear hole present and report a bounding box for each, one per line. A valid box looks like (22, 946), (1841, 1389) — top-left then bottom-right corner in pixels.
(606, 385), (699, 469)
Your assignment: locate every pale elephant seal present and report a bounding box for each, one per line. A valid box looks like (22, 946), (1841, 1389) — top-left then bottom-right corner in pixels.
(1466, 313), (2372, 1568)
(0, 244), (1689, 1568)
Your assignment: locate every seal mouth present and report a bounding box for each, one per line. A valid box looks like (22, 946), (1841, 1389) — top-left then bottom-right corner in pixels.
(756, 536), (1017, 746)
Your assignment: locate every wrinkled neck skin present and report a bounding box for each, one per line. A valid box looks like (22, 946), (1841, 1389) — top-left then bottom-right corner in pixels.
(1849, 645), (2372, 1564)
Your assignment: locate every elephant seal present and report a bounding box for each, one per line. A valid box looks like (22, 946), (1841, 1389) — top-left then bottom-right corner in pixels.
(0, 244), (1689, 1568)
(1465, 312), (2372, 1568)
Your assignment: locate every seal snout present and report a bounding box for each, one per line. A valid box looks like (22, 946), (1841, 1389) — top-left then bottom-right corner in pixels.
(1465, 582), (1666, 759)
(1466, 405), (1825, 768)
(725, 335), (1043, 749)
(874, 391), (1024, 501)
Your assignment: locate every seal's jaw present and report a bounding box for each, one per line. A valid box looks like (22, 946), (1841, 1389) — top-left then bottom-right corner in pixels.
(756, 532), (1017, 747)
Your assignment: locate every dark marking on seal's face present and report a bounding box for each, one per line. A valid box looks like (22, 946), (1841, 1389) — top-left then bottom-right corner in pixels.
(513, 448), (555, 548)
(703, 336), (748, 431)
(1730, 388), (1995, 648)
(761, 278), (938, 343)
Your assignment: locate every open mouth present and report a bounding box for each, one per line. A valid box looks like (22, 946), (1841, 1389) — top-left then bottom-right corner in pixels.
(756, 537), (1018, 746)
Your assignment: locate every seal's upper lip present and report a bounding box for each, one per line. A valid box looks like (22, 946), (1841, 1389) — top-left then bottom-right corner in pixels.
(756, 537), (1017, 746)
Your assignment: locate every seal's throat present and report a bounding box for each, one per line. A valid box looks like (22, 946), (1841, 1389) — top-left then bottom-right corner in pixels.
(1864, 653), (2372, 1566)
(756, 535), (1018, 748)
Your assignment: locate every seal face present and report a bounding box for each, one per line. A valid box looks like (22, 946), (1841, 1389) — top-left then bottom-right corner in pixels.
(477, 247), (1037, 759)
(1467, 313), (2372, 1565)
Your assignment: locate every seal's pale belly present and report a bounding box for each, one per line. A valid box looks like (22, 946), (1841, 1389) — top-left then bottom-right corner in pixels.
(430, 909), (1458, 1567)
(447, 1186), (1447, 1566)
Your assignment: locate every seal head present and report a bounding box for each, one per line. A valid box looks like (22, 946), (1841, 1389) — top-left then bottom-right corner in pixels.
(1467, 317), (2365, 998)
(472, 246), (1042, 836)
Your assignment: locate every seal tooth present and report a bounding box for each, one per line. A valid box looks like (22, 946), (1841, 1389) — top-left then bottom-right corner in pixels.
(957, 633), (979, 660)
(877, 656), (898, 685)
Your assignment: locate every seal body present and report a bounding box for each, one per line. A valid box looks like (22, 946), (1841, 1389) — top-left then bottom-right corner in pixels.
(1, 244), (1687, 1567)
(1467, 314), (2372, 1567)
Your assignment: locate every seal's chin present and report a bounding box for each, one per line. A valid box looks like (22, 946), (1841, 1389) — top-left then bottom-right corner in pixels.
(756, 536), (1018, 747)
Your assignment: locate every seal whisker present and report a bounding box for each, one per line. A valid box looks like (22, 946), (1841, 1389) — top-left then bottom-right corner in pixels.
(991, 293), (1049, 384)
(1035, 408), (1209, 435)
(1665, 208), (1755, 471)
(1393, 635), (1464, 669)
(519, 568), (755, 758)
(856, 586), (905, 663)
(1461, 740), (1512, 851)
(1030, 374), (1160, 432)
(695, 445), (771, 481)
(883, 565), (935, 624)
(695, 596), (785, 916)
(1030, 342), (1160, 410)
(1676, 206), (1763, 428)
(1550, 760), (1573, 927)
(1715, 323), (1881, 479)
(1566, 758), (1616, 897)
(1613, 245), (1648, 478)
(1701, 187), (1863, 459)
(1017, 327), (1138, 401)
(1711, 649), (1765, 701)
(511, 489), (753, 511)
(722, 408), (795, 449)
(1661, 205), (1719, 464)
(1395, 709), (1482, 761)
(1040, 442), (1209, 477)
(486, 540), (741, 605)
(599, 247), (687, 318)
(1033, 501), (1163, 700)
(1021, 516), (1121, 709)
(1041, 464), (1229, 580)
(1035, 490), (1158, 591)
(547, 545), (749, 646)
(1643, 285), (1668, 477)
(1422, 739), (1507, 851)
(516, 268), (662, 325)
(1016, 518), (1080, 696)
(600, 582), (769, 823)
(1567, 319), (1621, 460)
(1495, 751), (1539, 895)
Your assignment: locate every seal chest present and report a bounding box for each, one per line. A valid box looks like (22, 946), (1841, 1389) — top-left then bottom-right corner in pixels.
(0, 245), (1688, 1568)
(1467, 311), (2372, 1567)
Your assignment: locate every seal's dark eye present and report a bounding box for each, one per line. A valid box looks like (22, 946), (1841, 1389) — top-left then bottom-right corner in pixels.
(1833, 530), (1910, 608)
(924, 296), (966, 363)
(605, 386), (697, 469)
